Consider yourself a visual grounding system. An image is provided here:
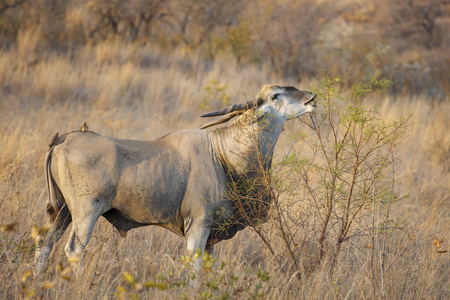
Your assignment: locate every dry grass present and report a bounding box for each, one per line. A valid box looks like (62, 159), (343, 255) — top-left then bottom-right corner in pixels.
(0, 41), (448, 299)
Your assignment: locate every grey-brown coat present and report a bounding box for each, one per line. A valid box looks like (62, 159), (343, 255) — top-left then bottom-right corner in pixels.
(35, 85), (316, 275)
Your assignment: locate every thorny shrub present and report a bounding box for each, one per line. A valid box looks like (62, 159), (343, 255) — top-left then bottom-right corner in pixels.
(224, 74), (411, 296)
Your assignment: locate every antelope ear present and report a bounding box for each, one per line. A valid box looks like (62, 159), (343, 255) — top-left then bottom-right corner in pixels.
(256, 107), (270, 123)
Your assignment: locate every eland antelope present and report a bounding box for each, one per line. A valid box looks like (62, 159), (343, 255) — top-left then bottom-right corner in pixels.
(35, 85), (316, 275)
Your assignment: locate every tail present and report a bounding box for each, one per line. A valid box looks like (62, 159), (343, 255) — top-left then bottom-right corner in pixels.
(45, 142), (64, 222)
(35, 135), (72, 273)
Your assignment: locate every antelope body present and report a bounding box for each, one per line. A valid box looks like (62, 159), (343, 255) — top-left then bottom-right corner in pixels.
(35, 85), (316, 275)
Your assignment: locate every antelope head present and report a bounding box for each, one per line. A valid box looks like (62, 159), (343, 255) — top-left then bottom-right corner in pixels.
(200, 85), (316, 129)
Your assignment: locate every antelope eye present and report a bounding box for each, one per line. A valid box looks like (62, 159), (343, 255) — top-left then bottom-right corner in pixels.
(272, 94), (280, 100)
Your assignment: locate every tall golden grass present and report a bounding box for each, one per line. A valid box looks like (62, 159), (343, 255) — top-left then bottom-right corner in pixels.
(0, 41), (448, 299)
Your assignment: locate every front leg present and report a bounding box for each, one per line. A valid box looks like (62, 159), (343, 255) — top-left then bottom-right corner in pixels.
(185, 219), (211, 285)
(205, 244), (215, 256)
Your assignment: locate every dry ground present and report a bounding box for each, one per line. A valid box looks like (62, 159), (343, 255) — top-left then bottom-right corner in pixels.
(0, 42), (448, 299)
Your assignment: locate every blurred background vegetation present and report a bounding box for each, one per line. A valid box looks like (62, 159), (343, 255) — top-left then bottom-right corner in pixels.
(0, 0), (449, 98)
(0, 1), (449, 298)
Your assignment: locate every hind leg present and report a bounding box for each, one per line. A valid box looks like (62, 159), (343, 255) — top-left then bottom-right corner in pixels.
(35, 205), (72, 274)
(64, 201), (103, 276)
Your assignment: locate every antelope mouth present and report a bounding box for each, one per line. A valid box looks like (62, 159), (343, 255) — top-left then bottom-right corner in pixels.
(304, 93), (316, 106)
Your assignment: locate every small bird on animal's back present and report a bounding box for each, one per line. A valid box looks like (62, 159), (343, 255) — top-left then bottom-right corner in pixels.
(80, 122), (89, 132)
